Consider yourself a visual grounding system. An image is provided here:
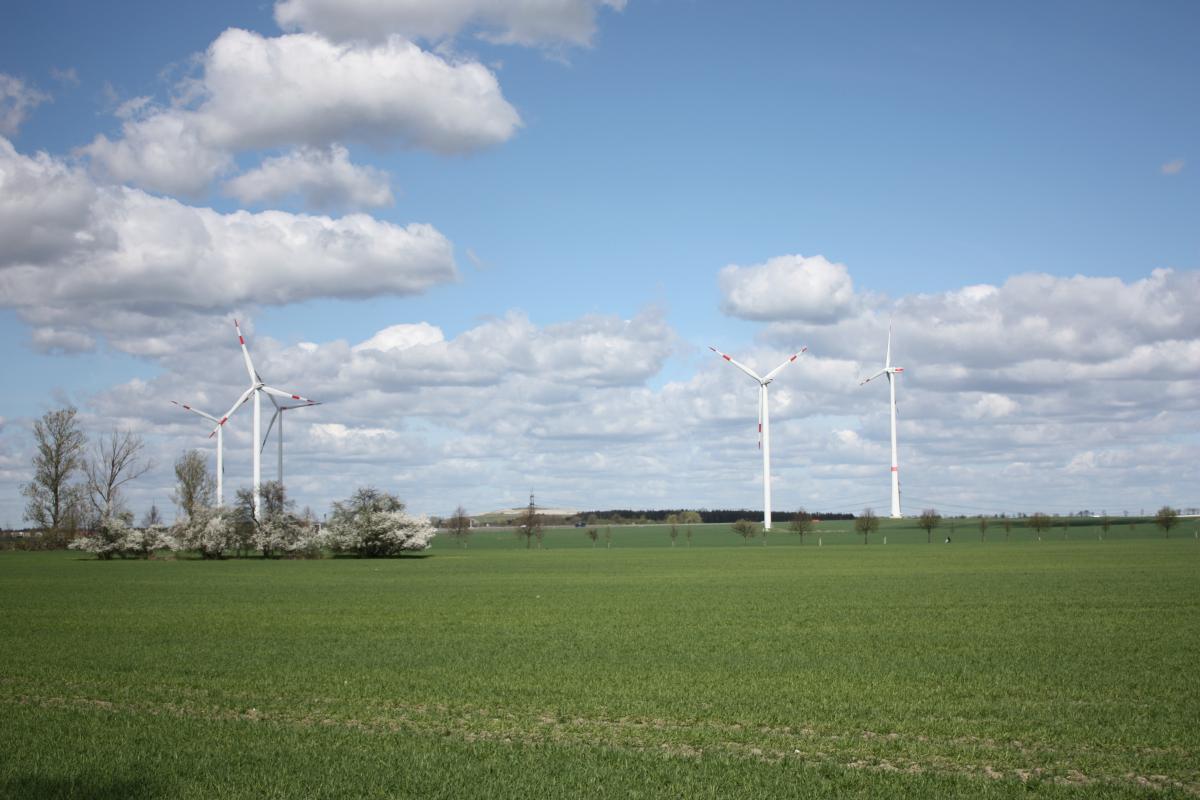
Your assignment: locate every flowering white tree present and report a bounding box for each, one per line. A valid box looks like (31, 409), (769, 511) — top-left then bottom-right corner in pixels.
(68, 516), (170, 559)
(170, 506), (235, 559)
(326, 488), (435, 557)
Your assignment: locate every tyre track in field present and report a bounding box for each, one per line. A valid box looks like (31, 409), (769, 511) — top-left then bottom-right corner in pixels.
(4, 689), (1197, 796)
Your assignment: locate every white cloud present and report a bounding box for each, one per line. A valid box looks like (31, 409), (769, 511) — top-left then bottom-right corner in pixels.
(224, 145), (394, 210)
(353, 322), (446, 353)
(719, 254), (858, 323)
(0, 74), (50, 136)
(274, 0), (626, 48)
(0, 137), (457, 352)
(82, 28), (521, 196)
(1160, 159), (1185, 176)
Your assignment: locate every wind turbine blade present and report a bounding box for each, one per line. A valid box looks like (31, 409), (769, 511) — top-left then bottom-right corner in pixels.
(886, 325), (893, 370)
(209, 387), (253, 438)
(234, 319), (259, 383)
(860, 368), (887, 386)
(763, 347), (807, 382)
(261, 385), (317, 404)
(261, 408), (280, 452)
(709, 346), (763, 382)
(171, 400), (220, 425)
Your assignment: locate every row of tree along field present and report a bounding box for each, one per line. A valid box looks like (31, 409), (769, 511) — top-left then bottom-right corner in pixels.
(15, 407), (433, 559)
(10, 407), (1192, 558)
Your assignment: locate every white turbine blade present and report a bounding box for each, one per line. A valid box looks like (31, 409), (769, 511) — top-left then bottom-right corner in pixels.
(234, 319), (259, 383)
(709, 346), (763, 382)
(763, 347), (807, 382)
(860, 368), (887, 386)
(261, 383), (316, 402)
(171, 400), (219, 425)
(261, 408), (280, 452)
(209, 387), (253, 438)
(885, 325), (893, 370)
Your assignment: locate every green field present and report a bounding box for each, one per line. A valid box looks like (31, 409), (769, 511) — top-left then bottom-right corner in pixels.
(2, 522), (1198, 798)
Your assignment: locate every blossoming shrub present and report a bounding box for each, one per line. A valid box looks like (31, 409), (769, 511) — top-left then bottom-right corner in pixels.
(170, 506), (235, 559)
(325, 488), (435, 557)
(69, 516), (171, 559)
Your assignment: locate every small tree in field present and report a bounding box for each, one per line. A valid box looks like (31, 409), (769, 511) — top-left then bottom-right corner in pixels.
(447, 505), (472, 548)
(789, 509), (814, 544)
(731, 519), (758, 544)
(669, 524), (678, 546)
(1100, 516), (1111, 540)
(1028, 513), (1051, 540)
(1002, 516), (1012, 540)
(585, 527), (599, 547)
(604, 526), (613, 548)
(917, 509), (941, 543)
(1154, 506), (1179, 538)
(685, 527), (693, 546)
(979, 516), (989, 542)
(854, 508), (879, 544)
(514, 496), (543, 549)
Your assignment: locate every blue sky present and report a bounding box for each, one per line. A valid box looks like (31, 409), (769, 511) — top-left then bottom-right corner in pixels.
(1, 0), (1197, 524)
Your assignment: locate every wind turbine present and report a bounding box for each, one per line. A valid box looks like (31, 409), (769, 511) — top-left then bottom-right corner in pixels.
(260, 395), (322, 485)
(212, 320), (318, 520)
(710, 345), (807, 530)
(860, 325), (904, 518)
(171, 401), (227, 507)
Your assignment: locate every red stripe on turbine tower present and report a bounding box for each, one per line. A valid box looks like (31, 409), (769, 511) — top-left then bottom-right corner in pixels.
(891, 466), (898, 472)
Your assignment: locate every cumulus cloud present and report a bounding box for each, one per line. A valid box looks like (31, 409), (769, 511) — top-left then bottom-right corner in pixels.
(0, 74), (49, 136)
(719, 254), (858, 323)
(224, 145), (394, 210)
(82, 28), (521, 195)
(274, 0), (626, 48)
(0, 137), (457, 352)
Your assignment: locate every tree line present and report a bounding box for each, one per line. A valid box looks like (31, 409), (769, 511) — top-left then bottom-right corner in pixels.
(18, 407), (435, 559)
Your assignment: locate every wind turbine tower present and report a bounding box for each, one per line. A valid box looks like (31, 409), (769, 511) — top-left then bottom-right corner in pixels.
(860, 326), (904, 518)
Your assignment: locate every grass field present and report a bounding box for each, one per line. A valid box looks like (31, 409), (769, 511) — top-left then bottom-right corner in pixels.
(1, 521), (1198, 798)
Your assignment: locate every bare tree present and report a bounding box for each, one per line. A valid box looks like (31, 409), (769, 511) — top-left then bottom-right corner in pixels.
(22, 407), (87, 539)
(515, 494), (543, 549)
(979, 516), (989, 542)
(1028, 512), (1051, 540)
(605, 526), (612, 549)
(1100, 515), (1111, 540)
(1154, 506), (1179, 538)
(731, 519), (758, 544)
(685, 526), (693, 546)
(917, 509), (941, 543)
(172, 450), (214, 520)
(585, 527), (599, 547)
(669, 524), (679, 546)
(789, 508), (814, 544)
(84, 428), (151, 520)
(1002, 516), (1012, 541)
(855, 508), (879, 544)
(448, 505), (472, 547)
